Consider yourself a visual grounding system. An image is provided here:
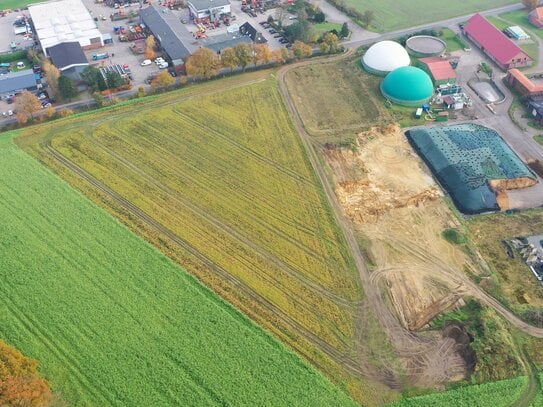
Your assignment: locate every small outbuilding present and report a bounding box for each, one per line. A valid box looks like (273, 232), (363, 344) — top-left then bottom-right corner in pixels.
(418, 57), (456, 86)
(529, 7), (543, 28)
(381, 66), (434, 106)
(362, 40), (410, 76)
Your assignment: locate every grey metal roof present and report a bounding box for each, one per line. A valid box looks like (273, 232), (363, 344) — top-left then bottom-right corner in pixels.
(0, 70), (37, 95)
(206, 36), (252, 52)
(188, 0), (229, 11)
(47, 42), (89, 71)
(140, 4), (196, 61)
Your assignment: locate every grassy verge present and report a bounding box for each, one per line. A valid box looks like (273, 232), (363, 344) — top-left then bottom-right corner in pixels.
(439, 28), (468, 52)
(534, 135), (543, 145)
(1, 0), (41, 9)
(314, 22), (343, 34)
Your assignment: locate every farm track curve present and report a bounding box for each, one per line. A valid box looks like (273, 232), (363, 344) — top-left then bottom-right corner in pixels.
(277, 50), (543, 389)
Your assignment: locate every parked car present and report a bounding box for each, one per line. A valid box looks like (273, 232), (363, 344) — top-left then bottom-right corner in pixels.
(8, 110), (13, 116)
(141, 59), (152, 66)
(158, 62), (169, 69)
(37, 91), (48, 100)
(16, 61), (25, 69)
(155, 57), (165, 64)
(269, 29), (277, 34)
(288, 16), (297, 20)
(273, 34), (282, 38)
(41, 102), (52, 109)
(279, 38), (289, 43)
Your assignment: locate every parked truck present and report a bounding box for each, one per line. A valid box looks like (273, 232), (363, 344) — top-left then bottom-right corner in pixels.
(92, 53), (110, 61)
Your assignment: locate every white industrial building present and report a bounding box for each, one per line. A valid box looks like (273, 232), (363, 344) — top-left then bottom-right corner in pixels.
(29, 0), (103, 56)
(188, 0), (231, 22)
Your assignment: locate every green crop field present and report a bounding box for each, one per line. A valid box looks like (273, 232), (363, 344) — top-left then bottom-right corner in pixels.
(1, 0), (40, 10)
(17, 72), (388, 405)
(0, 133), (357, 406)
(343, 0), (517, 32)
(389, 376), (528, 407)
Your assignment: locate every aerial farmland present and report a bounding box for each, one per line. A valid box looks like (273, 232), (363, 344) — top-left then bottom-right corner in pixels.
(3, 0), (543, 405)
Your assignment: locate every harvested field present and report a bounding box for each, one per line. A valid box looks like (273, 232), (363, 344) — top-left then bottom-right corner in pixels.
(283, 60), (390, 143)
(17, 73), (396, 406)
(0, 136), (357, 406)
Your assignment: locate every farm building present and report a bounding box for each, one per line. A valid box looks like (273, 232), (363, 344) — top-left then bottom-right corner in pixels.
(140, 4), (196, 64)
(0, 70), (40, 97)
(380, 66), (433, 106)
(529, 7), (543, 28)
(239, 22), (267, 43)
(47, 42), (89, 80)
(506, 69), (543, 97)
(406, 124), (537, 214)
(362, 40), (410, 76)
(418, 57), (456, 86)
(462, 14), (532, 70)
(406, 35), (446, 57)
(188, 0), (231, 23)
(29, 0), (103, 56)
(527, 97), (543, 125)
(505, 26), (530, 40)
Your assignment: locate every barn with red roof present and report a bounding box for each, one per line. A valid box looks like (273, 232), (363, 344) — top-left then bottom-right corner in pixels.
(418, 57), (457, 86)
(529, 7), (543, 28)
(463, 13), (533, 71)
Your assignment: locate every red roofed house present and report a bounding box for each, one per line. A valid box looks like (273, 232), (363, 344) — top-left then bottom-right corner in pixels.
(418, 57), (457, 86)
(463, 13), (533, 71)
(505, 69), (543, 97)
(529, 7), (543, 28)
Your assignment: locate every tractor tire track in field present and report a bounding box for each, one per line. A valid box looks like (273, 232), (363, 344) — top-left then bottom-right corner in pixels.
(80, 127), (359, 309)
(41, 139), (368, 378)
(278, 50), (543, 391)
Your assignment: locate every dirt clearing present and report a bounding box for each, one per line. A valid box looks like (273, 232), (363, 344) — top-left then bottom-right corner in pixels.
(325, 125), (477, 331)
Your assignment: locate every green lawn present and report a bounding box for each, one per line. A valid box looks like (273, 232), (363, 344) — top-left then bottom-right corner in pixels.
(534, 135), (543, 145)
(342, 0), (517, 31)
(500, 10), (543, 41)
(314, 22), (343, 34)
(1, 0), (41, 9)
(388, 376), (528, 407)
(439, 28), (468, 52)
(0, 135), (357, 407)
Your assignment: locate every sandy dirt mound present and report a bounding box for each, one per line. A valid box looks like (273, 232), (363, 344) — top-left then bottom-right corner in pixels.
(326, 124), (475, 331)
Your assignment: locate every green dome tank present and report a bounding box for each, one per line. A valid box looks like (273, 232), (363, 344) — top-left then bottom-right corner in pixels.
(380, 66), (434, 106)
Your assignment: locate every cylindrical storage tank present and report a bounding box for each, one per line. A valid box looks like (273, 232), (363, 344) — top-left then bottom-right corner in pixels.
(381, 66), (434, 107)
(361, 40), (410, 76)
(406, 35), (446, 57)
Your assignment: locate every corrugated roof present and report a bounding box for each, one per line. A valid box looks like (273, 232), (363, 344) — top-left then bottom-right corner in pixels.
(47, 41), (88, 71)
(419, 57), (456, 81)
(140, 4), (196, 61)
(188, 0), (229, 11)
(464, 14), (531, 66)
(0, 70), (37, 95)
(508, 68), (543, 93)
(29, 0), (103, 55)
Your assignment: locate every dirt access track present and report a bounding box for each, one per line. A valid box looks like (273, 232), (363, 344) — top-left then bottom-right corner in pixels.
(278, 52), (543, 390)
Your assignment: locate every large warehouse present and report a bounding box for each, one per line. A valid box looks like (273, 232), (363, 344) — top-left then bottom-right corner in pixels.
(380, 66), (434, 106)
(29, 0), (103, 56)
(362, 40), (410, 76)
(406, 124), (537, 214)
